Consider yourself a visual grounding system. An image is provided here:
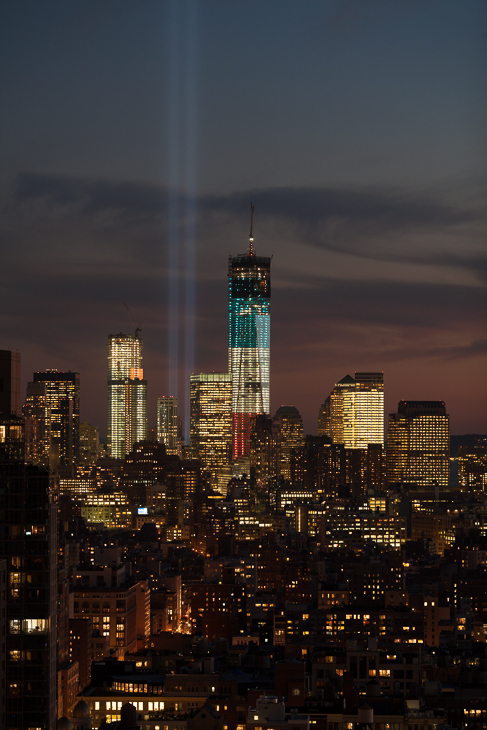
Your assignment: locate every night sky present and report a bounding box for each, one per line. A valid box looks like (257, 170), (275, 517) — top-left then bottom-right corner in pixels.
(1, 1), (486, 438)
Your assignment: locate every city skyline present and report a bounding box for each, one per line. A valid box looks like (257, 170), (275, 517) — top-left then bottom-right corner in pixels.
(1, 1), (486, 436)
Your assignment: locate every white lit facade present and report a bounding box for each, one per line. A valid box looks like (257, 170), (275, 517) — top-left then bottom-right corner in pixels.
(321, 372), (384, 449)
(107, 334), (147, 459)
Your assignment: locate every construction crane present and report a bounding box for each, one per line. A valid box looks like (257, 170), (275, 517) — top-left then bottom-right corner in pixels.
(123, 302), (142, 339)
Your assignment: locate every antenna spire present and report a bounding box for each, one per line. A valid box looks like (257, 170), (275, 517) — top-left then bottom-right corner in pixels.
(249, 202), (255, 255)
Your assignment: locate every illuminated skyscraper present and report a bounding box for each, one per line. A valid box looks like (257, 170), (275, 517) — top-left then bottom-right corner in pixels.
(157, 396), (179, 455)
(387, 400), (450, 488)
(33, 369), (80, 471)
(228, 209), (271, 458)
(318, 372), (384, 449)
(107, 333), (147, 459)
(354, 372), (384, 448)
(190, 373), (232, 492)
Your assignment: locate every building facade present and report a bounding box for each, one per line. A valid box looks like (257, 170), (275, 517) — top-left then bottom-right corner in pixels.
(319, 372), (384, 449)
(275, 405), (305, 481)
(228, 227), (271, 459)
(107, 333), (147, 459)
(190, 373), (232, 493)
(23, 380), (50, 468)
(387, 400), (450, 488)
(33, 369), (80, 471)
(156, 396), (179, 455)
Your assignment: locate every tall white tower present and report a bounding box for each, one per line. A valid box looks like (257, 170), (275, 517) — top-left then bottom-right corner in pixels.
(107, 333), (147, 459)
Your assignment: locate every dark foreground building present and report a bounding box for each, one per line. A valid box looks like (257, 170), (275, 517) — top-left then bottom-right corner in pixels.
(0, 415), (57, 729)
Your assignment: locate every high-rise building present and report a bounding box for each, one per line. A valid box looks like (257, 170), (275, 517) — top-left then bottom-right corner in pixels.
(107, 333), (147, 459)
(318, 372), (384, 449)
(387, 400), (450, 488)
(0, 415), (57, 729)
(0, 350), (20, 417)
(354, 372), (384, 448)
(33, 369), (80, 471)
(190, 373), (232, 492)
(228, 213), (271, 459)
(157, 396), (179, 455)
(79, 421), (100, 465)
(275, 405), (304, 481)
(458, 445), (487, 492)
(23, 381), (50, 468)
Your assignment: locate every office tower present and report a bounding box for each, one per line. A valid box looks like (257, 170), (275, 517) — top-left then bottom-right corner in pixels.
(0, 415), (57, 729)
(190, 373), (232, 492)
(79, 421), (100, 465)
(23, 381), (50, 468)
(319, 372), (384, 449)
(320, 374), (355, 447)
(156, 396), (179, 455)
(458, 445), (487, 492)
(228, 213), (271, 458)
(275, 405), (304, 481)
(354, 372), (384, 448)
(0, 350), (20, 417)
(33, 369), (80, 471)
(387, 400), (450, 488)
(107, 333), (147, 459)
(249, 414), (281, 491)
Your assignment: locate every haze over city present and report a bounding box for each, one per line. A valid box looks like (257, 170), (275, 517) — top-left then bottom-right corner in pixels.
(1, 0), (486, 436)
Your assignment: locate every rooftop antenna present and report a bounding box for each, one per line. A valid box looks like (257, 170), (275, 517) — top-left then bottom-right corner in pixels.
(123, 302), (142, 339)
(249, 202), (255, 256)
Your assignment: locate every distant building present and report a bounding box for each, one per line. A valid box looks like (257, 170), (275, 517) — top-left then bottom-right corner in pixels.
(156, 396), (179, 454)
(79, 421), (100, 465)
(319, 372), (384, 449)
(275, 405), (304, 480)
(190, 373), (232, 493)
(23, 380), (50, 467)
(458, 444), (487, 492)
(387, 400), (450, 488)
(107, 333), (147, 459)
(33, 369), (80, 471)
(228, 215), (271, 459)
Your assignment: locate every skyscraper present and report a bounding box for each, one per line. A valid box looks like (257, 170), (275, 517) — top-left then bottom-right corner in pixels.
(190, 373), (232, 492)
(107, 333), (147, 459)
(275, 405), (304, 481)
(387, 400), (450, 488)
(228, 209), (271, 459)
(157, 396), (179, 455)
(33, 369), (80, 471)
(318, 372), (384, 449)
(22, 381), (50, 468)
(354, 372), (384, 449)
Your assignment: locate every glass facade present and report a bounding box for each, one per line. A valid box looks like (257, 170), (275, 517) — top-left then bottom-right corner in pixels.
(228, 250), (271, 459)
(107, 334), (147, 459)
